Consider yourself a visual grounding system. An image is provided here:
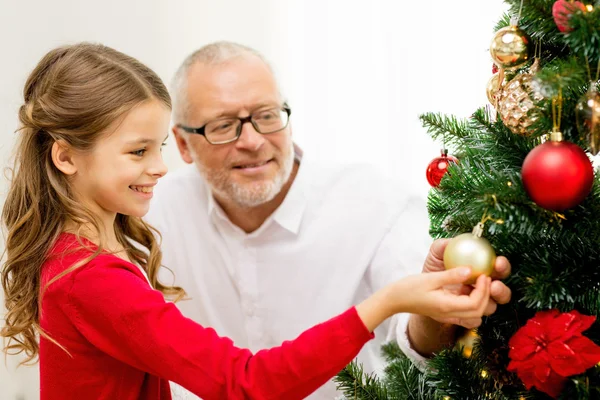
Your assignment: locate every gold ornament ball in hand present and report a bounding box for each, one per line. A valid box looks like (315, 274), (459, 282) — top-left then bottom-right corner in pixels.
(444, 233), (496, 284)
(490, 25), (530, 70)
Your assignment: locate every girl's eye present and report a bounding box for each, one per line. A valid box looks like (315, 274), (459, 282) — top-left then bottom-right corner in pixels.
(131, 149), (146, 157)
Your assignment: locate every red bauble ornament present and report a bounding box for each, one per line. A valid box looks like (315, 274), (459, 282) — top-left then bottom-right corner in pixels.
(492, 63), (499, 74)
(426, 149), (458, 187)
(522, 139), (593, 211)
(552, 0), (586, 32)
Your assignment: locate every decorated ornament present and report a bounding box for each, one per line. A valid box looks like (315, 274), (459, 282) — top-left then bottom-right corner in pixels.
(575, 83), (600, 155)
(455, 329), (480, 358)
(492, 63), (499, 74)
(507, 309), (600, 399)
(496, 59), (543, 135)
(426, 149), (458, 187)
(444, 222), (496, 284)
(552, 0), (587, 32)
(522, 130), (594, 211)
(490, 17), (530, 70)
(486, 72), (504, 105)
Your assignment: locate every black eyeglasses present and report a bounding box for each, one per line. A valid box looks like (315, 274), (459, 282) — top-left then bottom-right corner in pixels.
(176, 106), (291, 145)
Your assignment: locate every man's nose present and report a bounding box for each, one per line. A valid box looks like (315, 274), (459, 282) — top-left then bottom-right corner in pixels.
(235, 119), (265, 151)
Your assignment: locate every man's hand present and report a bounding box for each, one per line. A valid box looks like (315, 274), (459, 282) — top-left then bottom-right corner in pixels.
(422, 238), (512, 329)
(406, 238), (512, 357)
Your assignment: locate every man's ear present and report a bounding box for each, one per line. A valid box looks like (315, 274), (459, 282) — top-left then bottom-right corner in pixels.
(172, 127), (194, 164)
(51, 140), (78, 175)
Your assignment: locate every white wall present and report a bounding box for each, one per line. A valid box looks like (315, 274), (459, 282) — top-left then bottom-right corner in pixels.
(0, 0), (507, 398)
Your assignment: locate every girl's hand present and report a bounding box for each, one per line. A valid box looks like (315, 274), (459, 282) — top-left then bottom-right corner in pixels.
(421, 239), (511, 329)
(387, 268), (491, 321)
(356, 266), (491, 332)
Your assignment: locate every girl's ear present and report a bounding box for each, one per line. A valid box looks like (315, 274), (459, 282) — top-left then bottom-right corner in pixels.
(51, 140), (78, 175)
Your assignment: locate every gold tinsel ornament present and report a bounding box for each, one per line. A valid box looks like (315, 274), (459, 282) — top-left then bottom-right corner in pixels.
(496, 59), (543, 135)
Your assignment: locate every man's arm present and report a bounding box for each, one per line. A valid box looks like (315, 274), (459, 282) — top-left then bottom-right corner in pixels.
(407, 314), (460, 357)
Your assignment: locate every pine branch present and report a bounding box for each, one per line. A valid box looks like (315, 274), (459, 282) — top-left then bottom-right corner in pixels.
(334, 361), (390, 400)
(419, 113), (475, 146)
(496, 2), (568, 51)
(534, 57), (588, 99)
(427, 347), (513, 400)
(381, 341), (405, 363)
(383, 359), (437, 400)
(565, 7), (600, 61)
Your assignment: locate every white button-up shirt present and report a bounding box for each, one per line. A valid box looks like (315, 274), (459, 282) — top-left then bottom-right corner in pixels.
(145, 149), (431, 399)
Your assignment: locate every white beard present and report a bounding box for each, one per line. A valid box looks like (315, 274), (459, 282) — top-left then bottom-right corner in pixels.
(200, 141), (295, 208)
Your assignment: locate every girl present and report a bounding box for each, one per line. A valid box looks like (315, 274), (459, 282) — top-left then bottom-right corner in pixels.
(1, 43), (491, 400)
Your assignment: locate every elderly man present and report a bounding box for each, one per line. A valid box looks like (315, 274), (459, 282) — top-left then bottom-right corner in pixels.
(146, 41), (511, 399)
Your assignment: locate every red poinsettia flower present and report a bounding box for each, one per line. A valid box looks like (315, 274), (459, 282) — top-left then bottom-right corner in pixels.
(507, 309), (600, 399)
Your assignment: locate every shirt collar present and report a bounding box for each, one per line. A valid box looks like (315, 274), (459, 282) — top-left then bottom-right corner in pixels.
(205, 144), (307, 236)
(206, 180), (218, 216)
(271, 145), (306, 235)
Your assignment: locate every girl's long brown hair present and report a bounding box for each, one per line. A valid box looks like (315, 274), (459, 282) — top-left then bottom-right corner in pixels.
(1, 43), (185, 364)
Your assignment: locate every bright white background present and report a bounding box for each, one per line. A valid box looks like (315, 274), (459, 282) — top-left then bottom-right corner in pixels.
(0, 0), (507, 398)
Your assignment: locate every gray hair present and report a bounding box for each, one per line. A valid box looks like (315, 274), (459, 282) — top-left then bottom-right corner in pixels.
(171, 41), (279, 123)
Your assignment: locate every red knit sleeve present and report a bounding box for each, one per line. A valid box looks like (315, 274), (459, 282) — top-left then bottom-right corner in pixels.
(64, 256), (373, 399)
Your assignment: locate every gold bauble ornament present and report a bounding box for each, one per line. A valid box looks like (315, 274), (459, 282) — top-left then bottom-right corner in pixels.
(486, 72), (503, 104)
(497, 61), (543, 135)
(575, 84), (600, 155)
(444, 223), (496, 284)
(490, 24), (530, 70)
(455, 329), (480, 358)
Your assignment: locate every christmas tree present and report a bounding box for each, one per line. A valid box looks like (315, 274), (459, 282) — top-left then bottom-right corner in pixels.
(335, 1), (600, 399)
